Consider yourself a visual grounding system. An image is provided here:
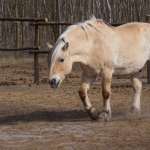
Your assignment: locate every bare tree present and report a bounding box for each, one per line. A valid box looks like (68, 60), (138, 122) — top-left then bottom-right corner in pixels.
(57, 0), (61, 36)
(15, 0), (19, 57)
(106, 0), (111, 23)
(0, 0), (150, 58)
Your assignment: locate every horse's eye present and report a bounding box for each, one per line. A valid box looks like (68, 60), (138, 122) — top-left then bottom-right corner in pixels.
(59, 58), (65, 63)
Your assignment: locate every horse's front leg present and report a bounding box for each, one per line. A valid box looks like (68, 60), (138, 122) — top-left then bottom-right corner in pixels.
(78, 73), (98, 120)
(99, 68), (112, 121)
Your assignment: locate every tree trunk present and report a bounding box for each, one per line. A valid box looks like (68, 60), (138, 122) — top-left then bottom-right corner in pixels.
(15, 0), (19, 57)
(22, 0), (25, 47)
(57, 0), (61, 36)
(106, 0), (112, 23)
(4, 0), (8, 47)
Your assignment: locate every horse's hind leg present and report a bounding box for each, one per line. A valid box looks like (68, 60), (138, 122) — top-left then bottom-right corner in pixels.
(78, 73), (98, 120)
(129, 72), (142, 116)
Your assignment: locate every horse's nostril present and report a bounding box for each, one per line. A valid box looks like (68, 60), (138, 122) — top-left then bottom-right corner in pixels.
(51, 79), (56, 85)
(49, 78), (60, 88)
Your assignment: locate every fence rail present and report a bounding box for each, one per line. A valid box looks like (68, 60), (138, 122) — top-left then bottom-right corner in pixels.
(30, 22), (125, 26)
(29, 50), (50, 54)
(0, 17), (48, 22)
(0, 46), (40, 51)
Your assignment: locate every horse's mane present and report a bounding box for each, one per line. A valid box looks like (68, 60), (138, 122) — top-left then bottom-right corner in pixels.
(48, 16), (111, 75)
(59, 16), (112, 40)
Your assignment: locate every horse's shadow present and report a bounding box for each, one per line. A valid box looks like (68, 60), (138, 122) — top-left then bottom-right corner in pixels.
(0, 110), (146, 125)
(0, 110), (90, 125)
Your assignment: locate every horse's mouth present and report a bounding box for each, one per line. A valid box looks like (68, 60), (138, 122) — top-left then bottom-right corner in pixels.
(50, 80), (60, 88)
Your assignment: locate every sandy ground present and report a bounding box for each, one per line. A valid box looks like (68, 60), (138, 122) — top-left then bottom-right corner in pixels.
(0, 62), (150, 150)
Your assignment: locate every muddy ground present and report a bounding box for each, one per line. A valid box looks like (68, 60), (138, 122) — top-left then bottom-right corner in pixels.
(0, 61), (150, 150)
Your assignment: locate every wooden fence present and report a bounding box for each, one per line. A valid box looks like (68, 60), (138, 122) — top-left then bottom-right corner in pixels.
(0, 12), (47, 83)
(0, 12), (150, 84)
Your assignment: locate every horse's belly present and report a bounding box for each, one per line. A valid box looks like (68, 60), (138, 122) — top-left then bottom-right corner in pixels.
(113, 62), (145, 77)
(113, 48), (148, 77)
(113, 68), (138, 77)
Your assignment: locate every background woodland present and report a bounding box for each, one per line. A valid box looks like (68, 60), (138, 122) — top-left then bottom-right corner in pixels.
(0, 0), (150, 58)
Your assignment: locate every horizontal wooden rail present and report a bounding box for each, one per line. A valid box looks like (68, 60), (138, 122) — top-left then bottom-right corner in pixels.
(30, 22), (73, 26)
(0, 17), (48, 22)
(30, 22), (126, 26)
(0, 46), (40, 51)
(29, 50), (50, 54)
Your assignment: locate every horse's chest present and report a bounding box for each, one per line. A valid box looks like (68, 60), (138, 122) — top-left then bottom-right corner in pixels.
(80, 64), (100, 76)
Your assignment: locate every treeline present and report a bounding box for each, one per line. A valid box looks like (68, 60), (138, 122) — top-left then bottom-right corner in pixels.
(0, 0), (149, 57)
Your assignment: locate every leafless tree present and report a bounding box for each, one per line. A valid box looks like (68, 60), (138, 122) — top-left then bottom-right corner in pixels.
(0, 0), (149, 58)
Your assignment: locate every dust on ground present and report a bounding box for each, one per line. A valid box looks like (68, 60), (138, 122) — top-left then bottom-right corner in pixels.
(0, 62), (150, 150)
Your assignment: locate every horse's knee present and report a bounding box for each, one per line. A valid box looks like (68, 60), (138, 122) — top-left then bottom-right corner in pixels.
(133, 81), (142, 93)
(78, 89), (86, 101)
(131, 73), (142, 93)
(137, 82), (142, 91)
(102, 77), (111, 100)
(102, 89), (110, 100)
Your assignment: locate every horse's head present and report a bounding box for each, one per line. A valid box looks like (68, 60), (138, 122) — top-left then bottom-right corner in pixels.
(47, 38), (72, 88)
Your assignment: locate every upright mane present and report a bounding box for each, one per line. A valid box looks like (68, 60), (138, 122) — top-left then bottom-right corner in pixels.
(59, 16), (112, 40)
(48, 16), (111, 75)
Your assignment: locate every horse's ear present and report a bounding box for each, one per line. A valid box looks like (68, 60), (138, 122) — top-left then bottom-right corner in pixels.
(62, 42), (69, 51)
(47, 43), (53, 49)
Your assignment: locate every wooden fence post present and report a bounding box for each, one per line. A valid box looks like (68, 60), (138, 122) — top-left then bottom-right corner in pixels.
(34, 12), (40, 83)
(147, 15), (150, 84)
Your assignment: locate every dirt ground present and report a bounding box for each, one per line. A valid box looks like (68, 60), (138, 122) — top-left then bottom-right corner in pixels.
(0, 61), (150, 150)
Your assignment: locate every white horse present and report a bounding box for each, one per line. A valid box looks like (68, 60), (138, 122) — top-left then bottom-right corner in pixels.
(47, 17), (150, 121)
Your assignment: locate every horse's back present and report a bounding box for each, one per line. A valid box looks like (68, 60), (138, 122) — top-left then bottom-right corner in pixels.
(117, 22), (150, 41)
(112, 22), (150, 76)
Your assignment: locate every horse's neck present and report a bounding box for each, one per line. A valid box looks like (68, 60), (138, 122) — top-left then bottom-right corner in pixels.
(68, 36), (92, 64)
(66, 22), (111, 64)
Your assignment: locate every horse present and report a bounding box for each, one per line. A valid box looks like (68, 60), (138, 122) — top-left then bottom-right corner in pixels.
(47, 16), (150, 121)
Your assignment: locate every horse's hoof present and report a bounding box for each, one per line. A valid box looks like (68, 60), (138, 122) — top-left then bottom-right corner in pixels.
(131, 106), (140, 116)
(98, 112), (109, 122)
(125, 107), (140, 119)
(125, 113), (136, 119)
(98, 109), (110, 122)
(87, 108), (98, 120)
(125, 112), (140, 119)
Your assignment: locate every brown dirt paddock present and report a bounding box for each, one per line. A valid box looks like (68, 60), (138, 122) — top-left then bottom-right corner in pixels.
(0, 62), (150, 150)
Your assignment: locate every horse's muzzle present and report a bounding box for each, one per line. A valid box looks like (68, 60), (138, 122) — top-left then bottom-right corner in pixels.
(49, 78), (60, 88)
